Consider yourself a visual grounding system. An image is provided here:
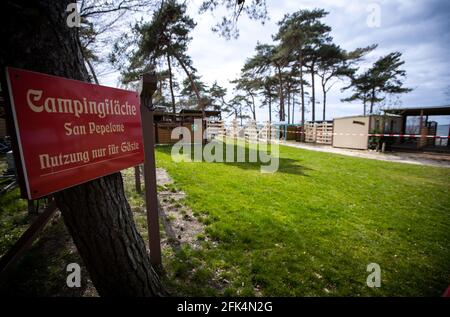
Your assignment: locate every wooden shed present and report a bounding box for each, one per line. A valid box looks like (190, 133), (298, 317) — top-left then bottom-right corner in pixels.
(384, 106), (450, 152)
(332, 115), (402, 150)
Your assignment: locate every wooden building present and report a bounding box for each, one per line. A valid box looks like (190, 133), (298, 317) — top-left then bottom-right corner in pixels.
(384, 106), (450, 152)
(152, 109), (221, 144)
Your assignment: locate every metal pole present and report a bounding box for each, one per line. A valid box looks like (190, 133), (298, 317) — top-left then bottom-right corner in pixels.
(418, 109), (424, 149)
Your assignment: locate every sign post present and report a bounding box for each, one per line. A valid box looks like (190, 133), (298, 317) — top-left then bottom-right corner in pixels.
(1, 66), (163, 273)
(139, 72), (162, 268)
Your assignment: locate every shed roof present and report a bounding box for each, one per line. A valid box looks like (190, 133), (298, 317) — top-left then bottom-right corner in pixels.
(179, 109), (221, 117)
(153, 109), (221, 117)
(333, 114), (400, 121)
(383, 106), (450, 116)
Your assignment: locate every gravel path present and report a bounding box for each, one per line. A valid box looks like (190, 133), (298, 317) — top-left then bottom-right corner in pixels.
(281, 141), (450, 168)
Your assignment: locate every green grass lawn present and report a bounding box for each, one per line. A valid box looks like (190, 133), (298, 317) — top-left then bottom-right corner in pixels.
(0, 155), (29, 258)
(155, 142), (450, 296)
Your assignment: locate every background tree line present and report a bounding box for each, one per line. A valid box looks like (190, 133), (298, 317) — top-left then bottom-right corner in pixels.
(229, 9), (412, 124)
(109, 4), (411, 124)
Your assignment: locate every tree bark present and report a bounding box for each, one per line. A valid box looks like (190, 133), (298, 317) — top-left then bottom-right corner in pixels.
(167, 53), (176, 114)
(0, 0), (164, 296)
(55, 174), (164, 296)
(276, 65), (285, 122)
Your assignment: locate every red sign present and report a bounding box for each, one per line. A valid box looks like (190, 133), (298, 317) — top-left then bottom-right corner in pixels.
(6, 67), (144, 199)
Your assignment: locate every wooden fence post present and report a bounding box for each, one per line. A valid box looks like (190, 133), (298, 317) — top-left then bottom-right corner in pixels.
(134, 165), (141, 194)
(0, 200), (57, 279)
(140, 72), (162, 268)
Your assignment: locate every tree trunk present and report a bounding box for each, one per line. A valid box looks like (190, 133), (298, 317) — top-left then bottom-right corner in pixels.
(370, 88), (375, 114)
(250, 93), (256, 120)
(158, 78), (164, 98)
(268, 90), (272, 122)
(292, 94), (295, 124)
(174, 54), (202, 113)
(55, 174), (164, 296)
(167, 53), (176, 114)
(322, 81), (327, 121)
(0, 0), (164, 296)
(299, 54), (305, 127)
(276, 65), (285, 122)
(75, 28), (99, 85)
(287, 83), (291, 124)
(85, 56), (99, 85)
(311, 61), (316, 122)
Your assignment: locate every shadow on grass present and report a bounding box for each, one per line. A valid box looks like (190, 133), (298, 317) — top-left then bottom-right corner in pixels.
(0, 216), (93, 297)
(156, 141), (312, 176)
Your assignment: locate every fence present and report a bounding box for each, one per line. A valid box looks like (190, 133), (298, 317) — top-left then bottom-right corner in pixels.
(206, 120), (226, 141)
(158, 119), (448, 151)
(198, 120), (336, 146)
(316, 122), (333, 145)
(304, 122), (333, 145)
(244, 120), (258, 142)
(211, 121), (310, 144)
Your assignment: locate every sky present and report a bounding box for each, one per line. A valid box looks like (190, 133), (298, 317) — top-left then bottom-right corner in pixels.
(100, 0), (450, 124)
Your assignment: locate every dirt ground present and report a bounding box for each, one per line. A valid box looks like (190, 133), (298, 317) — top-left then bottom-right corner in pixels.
(0, 165), (205, 297)
(282, 141), (450, 168)
(156, 168), (205, 251)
